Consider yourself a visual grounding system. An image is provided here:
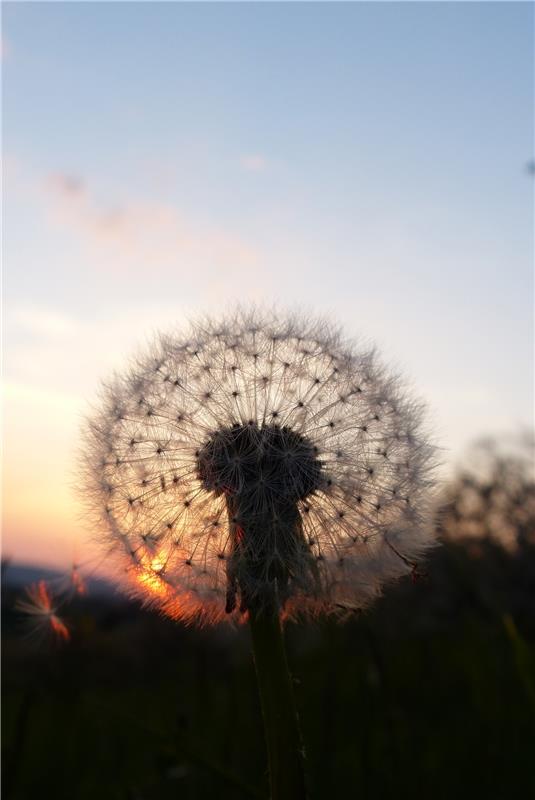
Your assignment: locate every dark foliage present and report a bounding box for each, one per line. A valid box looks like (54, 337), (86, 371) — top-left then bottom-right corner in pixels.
(2, 438), (535, 799)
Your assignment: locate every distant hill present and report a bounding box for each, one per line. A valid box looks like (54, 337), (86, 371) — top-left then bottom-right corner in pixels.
(1, 561), (118, 598)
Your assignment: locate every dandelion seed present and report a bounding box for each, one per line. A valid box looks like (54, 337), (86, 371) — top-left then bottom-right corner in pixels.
(64, 562), (87, 597)
(80, 309), (437, 625)
(16, 581), (70, 642)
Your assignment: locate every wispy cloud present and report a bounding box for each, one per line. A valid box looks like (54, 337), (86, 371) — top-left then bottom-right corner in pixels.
(43, 171), (259, 274)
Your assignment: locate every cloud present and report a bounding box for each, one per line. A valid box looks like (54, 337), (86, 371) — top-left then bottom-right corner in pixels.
(43, 172), (258, 275)
(240, 154), (268, 173)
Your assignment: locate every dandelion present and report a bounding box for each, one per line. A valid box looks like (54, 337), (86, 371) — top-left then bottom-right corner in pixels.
(81, 309), (435, 621)
(80, 308), (437, 799)
(16, 581), (70, 642)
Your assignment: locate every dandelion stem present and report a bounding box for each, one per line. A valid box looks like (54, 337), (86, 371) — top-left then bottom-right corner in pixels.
(248, 600), (307, 800)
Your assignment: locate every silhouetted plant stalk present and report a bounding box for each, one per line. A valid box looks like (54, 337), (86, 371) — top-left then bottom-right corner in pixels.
(80, 309), (437, 797)
(221, 478), (309, 797)
(249, 596), (307, 799)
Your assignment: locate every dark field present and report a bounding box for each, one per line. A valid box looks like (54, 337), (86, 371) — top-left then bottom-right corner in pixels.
(2, 536), (535, 800)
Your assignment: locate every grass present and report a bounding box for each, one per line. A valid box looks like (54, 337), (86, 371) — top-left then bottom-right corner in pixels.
(3, 539), (535, 799)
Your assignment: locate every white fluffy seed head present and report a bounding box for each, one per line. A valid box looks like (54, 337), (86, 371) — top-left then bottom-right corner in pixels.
(80, 309), (437, 624)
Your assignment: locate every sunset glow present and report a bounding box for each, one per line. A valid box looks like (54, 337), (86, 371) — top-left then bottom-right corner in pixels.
(136, 568), (171, 600)
(3, 2), (532, 574)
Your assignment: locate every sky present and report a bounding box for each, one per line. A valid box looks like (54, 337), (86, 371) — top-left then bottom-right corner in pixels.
(2, 1), (533, 571)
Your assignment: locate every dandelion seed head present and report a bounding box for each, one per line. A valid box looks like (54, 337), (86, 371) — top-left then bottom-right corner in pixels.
(80, 309), (437, 624)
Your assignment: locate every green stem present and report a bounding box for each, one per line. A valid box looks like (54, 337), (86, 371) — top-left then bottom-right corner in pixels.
(248, 604), (307, 800)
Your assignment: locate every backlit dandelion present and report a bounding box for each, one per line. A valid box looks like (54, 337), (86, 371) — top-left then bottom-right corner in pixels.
(16, 581), (70, 642)
(81, 309), (436, 623)
(80, 308), (437, 799)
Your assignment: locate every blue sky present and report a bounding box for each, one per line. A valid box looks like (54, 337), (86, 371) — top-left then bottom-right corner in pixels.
(3, 2), (533, 567)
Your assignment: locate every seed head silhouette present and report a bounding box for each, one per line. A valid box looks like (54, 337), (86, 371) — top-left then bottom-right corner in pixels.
(81, 309), (436, 624)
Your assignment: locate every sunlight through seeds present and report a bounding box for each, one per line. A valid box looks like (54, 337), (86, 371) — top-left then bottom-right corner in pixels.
(80, 309), (437, 624)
